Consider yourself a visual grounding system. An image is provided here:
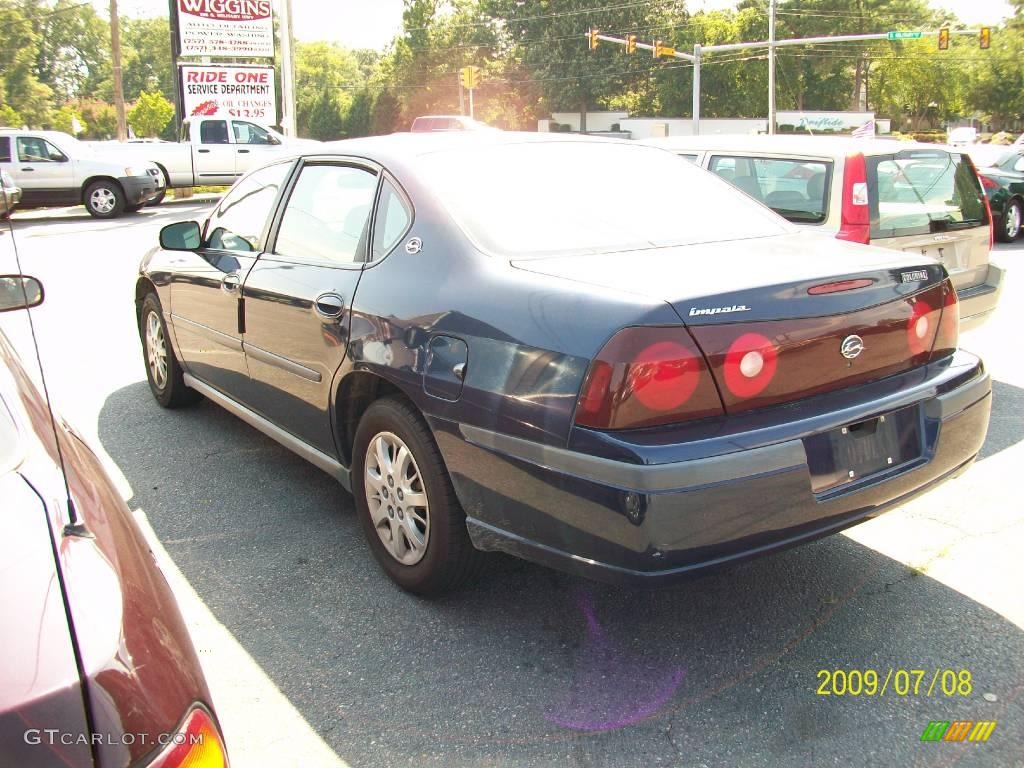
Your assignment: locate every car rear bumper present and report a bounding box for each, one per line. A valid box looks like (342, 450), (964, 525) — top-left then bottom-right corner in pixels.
(435, 352), (990, 587)
(119, 175), (160, 206)
(957, 261), (1005, 332)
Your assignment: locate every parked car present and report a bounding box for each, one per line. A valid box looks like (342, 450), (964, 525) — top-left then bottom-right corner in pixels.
(410, 115), (496, 132)
(966, 144), (1024, 242)
(644, 135), (1004, 330)
(93, 117), (318, 202)
(0, 275), (228, 767)
(0, 169), (20, 219)
(136, 133), (990, 595)
(0, 129), (163, 218)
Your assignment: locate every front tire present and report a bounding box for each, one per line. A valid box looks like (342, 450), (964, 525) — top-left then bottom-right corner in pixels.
(146, 188), (167, 207)
(140, 293), (200, 408)
(996, 199), (1021, 243)
(84, 180), (125, 218)
(352, 397), (482, 595)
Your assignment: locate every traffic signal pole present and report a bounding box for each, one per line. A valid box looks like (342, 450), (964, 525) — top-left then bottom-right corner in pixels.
(589, 27), (988, 136)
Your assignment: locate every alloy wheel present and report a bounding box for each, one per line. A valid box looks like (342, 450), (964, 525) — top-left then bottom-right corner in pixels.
(364, 431), (430, 565)
(145, 310), (168, 391)
(90, 187), (116, 214)
(1007, 203), (1021, 240)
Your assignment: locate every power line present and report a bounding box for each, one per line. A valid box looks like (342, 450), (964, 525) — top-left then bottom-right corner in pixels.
(399, 0), (667, 34)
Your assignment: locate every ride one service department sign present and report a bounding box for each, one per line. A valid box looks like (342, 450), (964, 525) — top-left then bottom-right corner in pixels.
(177, 0), (274, 58)
(181, 65), (277, 123)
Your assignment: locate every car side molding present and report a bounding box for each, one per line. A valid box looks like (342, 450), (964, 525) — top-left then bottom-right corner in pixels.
(183, 374), (351, 491)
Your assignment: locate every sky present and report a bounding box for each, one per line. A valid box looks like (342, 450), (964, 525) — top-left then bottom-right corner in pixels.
(100, 0), (1015, 51)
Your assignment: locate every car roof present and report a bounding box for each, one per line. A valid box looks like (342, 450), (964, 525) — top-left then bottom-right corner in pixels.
(0, 128), (75, 141)
(319, 130), (632, 167)
(641, 133), (951, 158)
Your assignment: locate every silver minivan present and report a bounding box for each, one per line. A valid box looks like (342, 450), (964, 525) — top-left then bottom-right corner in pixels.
(645, 135), (1004, 330)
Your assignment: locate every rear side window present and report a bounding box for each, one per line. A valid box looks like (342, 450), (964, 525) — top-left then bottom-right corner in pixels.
(206, 161), (291, 251)
(275, 164), (379, 264)
(200, 120), (229, 144)
(0, 137), (10, 163)
(371, 179), (412, 260)
(709, 155), (831, 223)
(868, 151), (986, 239)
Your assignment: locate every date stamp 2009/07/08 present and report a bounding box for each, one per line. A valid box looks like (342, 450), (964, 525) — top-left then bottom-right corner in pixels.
(815, 668), (973, 697)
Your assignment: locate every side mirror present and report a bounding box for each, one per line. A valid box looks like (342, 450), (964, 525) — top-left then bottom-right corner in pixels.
(0, 275), (44, 312)
(160, 221), (202, 251)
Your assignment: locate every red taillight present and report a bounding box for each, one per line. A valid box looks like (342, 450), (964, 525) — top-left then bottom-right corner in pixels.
(983, 193), (995, 250)
(906, 296), (936, 357)
(932, 280), (959, 358)
(836, 152), (871, 244)
(574, 327), (724, 430)
(722, 332), (778, 398)
(979, 173), (999, 192)
(148, 706), (228, 768)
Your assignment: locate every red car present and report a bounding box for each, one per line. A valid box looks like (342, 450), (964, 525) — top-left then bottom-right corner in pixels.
(0, 275), (228, 767)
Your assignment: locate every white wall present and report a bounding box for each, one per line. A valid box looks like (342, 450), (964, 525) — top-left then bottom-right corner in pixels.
(550, 111), (629, 132)
(619, 118), (767, 139)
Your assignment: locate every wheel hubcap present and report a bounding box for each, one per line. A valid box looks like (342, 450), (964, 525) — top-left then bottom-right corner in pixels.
(145, 311), (168, 390)
(1007, 204), (1021, 239)
(90, 187), (116, 214)
(364, 431), (429, 565)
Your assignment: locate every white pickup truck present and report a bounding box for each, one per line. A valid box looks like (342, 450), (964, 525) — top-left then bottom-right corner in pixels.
(0, 128), (163, 218)
(94, 117), (317, 202)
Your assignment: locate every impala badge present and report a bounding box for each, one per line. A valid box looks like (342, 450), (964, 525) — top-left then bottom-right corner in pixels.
(841, 335), (865, 359)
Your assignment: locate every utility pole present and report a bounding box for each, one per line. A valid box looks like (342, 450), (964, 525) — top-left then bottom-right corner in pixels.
(767, 0), (776, 135)
(458, 72), (465, 116)
(278, 0), (297, 136)
(692, 44), (701, 135)
(110, 0), (127, 140)
(168, 0), (182, 137)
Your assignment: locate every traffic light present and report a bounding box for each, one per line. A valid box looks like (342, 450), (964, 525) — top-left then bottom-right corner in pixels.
(980, 26), (991, 49)
(938, 27), (949, 50)
(653, 40), (675, 59)
(588, 28), (599, 51)
(459, 66), (479, 90)
(626, 34), (637, 54)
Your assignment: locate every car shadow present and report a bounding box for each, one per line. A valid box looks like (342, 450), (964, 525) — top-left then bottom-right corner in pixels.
(98, 380), (1024, 768)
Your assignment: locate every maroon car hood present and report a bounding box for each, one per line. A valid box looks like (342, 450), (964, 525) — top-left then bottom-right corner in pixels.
(0, 472), (92, 768)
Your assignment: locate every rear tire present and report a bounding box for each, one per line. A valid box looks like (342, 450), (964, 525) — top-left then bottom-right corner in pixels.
(84, 180), (125, 218)
(996, 199), (1021, 243)
(352, 396), (482, 595)
(140, 293), (200, 408)
(125, 203), (144, 213)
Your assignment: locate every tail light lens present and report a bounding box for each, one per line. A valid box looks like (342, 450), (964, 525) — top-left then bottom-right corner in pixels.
(979, 173), (999, 192)
(931, 280), (959, 359)
(574, 326), (724, 430)
(148, 706), (228, 768)
(836, 152), (871, 244)
(906, 295), (936, 357)
(983, 193), (994, 250)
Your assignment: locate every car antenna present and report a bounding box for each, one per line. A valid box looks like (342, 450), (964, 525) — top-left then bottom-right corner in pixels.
(1, 186), (88, 536)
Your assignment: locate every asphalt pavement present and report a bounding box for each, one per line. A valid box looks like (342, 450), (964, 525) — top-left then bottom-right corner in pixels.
(1, 203), (1021, 768)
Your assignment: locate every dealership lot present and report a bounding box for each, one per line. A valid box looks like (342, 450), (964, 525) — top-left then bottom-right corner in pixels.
(1, 205), (1021, 766)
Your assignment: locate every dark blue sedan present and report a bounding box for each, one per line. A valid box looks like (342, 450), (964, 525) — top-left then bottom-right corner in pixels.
(137, 133), (991, 595)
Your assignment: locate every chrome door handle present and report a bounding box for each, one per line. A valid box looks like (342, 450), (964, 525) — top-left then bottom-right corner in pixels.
(238, 149), (250, 154)
(221, 272), (240, 294)
(314, 292), (344, 318)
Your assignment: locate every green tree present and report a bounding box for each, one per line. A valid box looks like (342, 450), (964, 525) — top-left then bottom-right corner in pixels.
(306, 86), (346, 140)
(121, 17), (174, 103)
(295, 42), (361, 136)
(52, 103), (86, 135)
(0, 103), (23, 127)
(128, 90), (174, 137)
(78, 99), (118, 139)
(33, 0), (110, 102)
(344, 87), (374, 137)
(372, 89), (402, 134)
(0, 0), (54, 126)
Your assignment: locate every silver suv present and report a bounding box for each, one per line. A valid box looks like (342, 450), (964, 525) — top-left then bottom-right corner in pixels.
(645, 135), (1004, 330)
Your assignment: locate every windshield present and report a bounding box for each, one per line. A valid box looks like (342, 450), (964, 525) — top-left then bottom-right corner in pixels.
(868, 150), (986, 239)
(414, 142), (789, 258)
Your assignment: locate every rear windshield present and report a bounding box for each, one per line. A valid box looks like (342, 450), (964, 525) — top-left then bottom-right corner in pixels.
(708, 155), (832, 224)
(414, 142), (789, 258)
(868, 150), (986, 239)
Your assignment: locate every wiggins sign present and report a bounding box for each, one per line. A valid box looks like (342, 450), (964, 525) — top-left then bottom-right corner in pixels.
(177, 0), (274, 58)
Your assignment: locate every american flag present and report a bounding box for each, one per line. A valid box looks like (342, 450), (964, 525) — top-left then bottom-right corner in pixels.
(851, 119), (875, 138)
